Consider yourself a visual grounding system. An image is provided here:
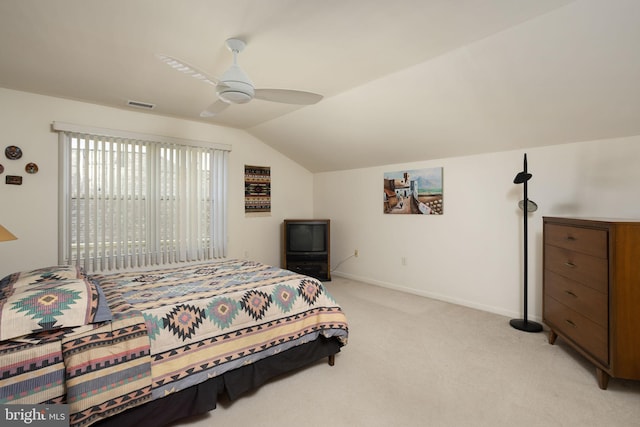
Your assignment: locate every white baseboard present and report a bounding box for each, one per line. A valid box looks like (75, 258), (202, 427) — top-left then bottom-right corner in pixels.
(331, 270), (543, 324)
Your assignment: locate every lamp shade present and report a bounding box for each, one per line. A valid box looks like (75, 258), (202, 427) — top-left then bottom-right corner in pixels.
(0, 224), (17, 242)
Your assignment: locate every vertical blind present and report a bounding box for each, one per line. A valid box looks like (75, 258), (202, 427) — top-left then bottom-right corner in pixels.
(54, 122), (230, 273)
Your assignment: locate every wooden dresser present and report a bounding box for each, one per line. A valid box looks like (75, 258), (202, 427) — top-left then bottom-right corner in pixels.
(543, 217), (640, 389)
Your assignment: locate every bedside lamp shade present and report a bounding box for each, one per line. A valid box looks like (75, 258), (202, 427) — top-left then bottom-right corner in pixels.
(0, 224), (17, 242)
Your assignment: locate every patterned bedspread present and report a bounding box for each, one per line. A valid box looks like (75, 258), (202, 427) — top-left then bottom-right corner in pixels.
(0, 265), (151, 426)
(0, 259), (348, 426)
(93, 259), (349, 400)
(0, 332), (66, 405)
(0, 312), (151, 427)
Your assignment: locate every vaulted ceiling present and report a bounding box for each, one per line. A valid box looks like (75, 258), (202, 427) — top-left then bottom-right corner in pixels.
(1, 1), (638, 172)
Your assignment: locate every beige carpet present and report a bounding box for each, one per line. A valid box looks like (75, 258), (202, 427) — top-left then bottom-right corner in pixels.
(172, 276), (640, 427)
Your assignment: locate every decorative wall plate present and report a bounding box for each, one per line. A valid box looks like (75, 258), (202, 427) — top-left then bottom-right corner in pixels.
(25, 162), (38, 174)
(0, 164), (3, 174)
(5, 145), (22, 160)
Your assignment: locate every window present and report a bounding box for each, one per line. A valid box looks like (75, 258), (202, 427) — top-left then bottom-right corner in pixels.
(54, 122), (230, 273)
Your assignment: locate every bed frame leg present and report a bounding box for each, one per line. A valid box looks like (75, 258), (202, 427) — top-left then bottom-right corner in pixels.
(328, 354), (335, 366)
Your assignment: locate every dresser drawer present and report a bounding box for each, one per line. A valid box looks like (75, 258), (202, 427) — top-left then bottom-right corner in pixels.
(544, 245), (608, 293)
(544, 296), (608, 365)
(544, 223), (607, 258)
(544, 269), (607, 327)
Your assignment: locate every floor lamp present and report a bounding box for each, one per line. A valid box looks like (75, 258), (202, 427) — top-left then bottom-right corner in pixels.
(510, 153), (543, 333)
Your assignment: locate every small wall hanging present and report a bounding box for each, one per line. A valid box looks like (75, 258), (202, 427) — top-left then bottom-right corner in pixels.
(25, 163), (38, 174)
(6, 175), (22, 185)
(3, 145), (38, 185)
(244, 165), (271, 213)
(5, 145), (22, 160)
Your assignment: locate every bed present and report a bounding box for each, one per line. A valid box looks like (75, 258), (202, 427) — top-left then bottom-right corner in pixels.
(0, 259), (348, 427)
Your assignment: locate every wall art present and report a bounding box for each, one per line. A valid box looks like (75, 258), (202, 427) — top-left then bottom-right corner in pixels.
(6, 175), (22, 185)
(383, 167), (443, 214)
(244, 165), (271, 213)
(5, 145), (22, 160)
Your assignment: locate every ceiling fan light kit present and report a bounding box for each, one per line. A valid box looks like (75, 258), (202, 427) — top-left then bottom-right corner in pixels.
(216, 64), (255, 104)
(158, 37), (323, 117)
(218, 88), (253, 104)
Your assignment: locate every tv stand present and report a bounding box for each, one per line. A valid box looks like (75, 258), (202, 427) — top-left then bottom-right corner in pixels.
(286, 259), (330, 281)
(282, 219), (331, 281)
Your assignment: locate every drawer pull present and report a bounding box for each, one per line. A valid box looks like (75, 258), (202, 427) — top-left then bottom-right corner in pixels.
(565, 319), (577, 328)
(564, 261), (576, 268)
(566, 235), (577, 241)
(564, 290), (578, 298)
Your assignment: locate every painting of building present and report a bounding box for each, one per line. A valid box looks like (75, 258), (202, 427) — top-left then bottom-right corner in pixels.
(383, 167), (443, 214)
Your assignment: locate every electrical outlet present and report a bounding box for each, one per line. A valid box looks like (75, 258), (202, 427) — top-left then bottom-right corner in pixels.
(401, 257), (407, 266)
(354, 249), (359, 257)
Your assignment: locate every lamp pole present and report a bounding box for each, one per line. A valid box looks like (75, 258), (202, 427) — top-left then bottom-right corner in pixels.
(510, 153), (543, 333)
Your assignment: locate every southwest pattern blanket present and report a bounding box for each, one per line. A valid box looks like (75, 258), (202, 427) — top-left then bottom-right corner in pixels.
(61, 311), (151, 427)
(93, 259), (348, 399)
(0, 312), (151, 427)
(0, 260), (348, 426)
(0, 332), (66, 405)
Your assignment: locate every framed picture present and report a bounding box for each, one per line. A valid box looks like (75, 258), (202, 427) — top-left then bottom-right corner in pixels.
(383, 167), (443, 214)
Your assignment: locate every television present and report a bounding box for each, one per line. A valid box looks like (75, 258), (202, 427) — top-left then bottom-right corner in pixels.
(285, 220), (328, 255)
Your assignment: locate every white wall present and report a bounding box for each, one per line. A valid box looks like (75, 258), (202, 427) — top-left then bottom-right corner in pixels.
(0, 88), (314, 277)
(3, 88), (639, 323)
(314, 137), (640, 320)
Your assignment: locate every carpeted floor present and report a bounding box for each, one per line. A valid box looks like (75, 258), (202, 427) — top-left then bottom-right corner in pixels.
(172, 276), (640, 427)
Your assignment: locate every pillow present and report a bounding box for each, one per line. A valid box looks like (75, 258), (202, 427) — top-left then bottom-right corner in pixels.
(0, 265), (86, 289)
(0, 266), (112, 341)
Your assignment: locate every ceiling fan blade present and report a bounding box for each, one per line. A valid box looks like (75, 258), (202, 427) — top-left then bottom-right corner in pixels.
(200, 100), (230, 117)
(254, 89), (323, 105)
(155, 53), (219, 86)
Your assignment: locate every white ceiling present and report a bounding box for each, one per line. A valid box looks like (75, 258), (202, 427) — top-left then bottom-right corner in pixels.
(1, 0), (639, 172)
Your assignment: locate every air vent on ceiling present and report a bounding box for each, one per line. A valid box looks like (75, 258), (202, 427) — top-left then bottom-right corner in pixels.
(127, 100), (155, 110)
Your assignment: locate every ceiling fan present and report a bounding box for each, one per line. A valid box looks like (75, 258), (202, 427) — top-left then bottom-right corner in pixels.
(157, 38), (323, 117)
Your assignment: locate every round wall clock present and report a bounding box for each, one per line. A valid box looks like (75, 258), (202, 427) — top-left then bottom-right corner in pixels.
(5, 145), (22, 160)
